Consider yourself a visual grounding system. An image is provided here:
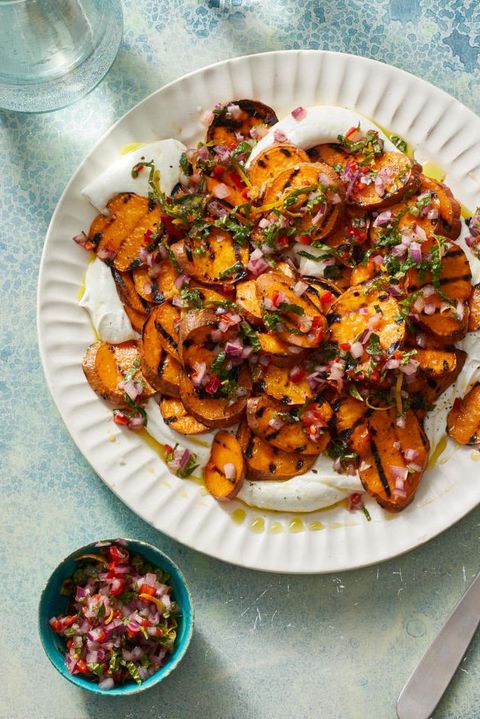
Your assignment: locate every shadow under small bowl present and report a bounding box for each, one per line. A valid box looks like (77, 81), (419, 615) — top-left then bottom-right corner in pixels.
(39, 538), (194, 696)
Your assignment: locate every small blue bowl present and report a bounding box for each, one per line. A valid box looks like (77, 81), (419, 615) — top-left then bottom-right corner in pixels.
(39, 538), (194, 696)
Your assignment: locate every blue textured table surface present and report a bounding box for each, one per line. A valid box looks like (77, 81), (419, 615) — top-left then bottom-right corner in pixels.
(2, 2), (480, 718)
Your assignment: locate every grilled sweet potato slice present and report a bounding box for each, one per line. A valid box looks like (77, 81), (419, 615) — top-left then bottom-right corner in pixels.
(159, 397), (208, 435)
(179, 369), (251, 428)
(95, 194), (150, 259)
(447, 384), (480, 446)
(171, 229), (248, 285)
(258, 363), (313, 405)
(140, 341), (182, 396)
(302, 278), (342, 313)
(206, 176), (246, 208)
(124, 304), (147, 334)
(236, 280), (263, 324)
(408, 349), (467, 414)
(349, 153), (421, 209)
(82, 340), (155, 407)
(246, 396), (328, 454)
(421, 176), (461, 240)
(113, 205), (162, 271)
(256, 271), (327, 348)
(112, 268), (147, 314)
(307, 144), (347, 167)
(469, 284), (480, 332)
(263, 162), (344, 241)
(206, 99), (278, 146)
(204, 431), (245, 501)
(178, 309), (235, 373)
(331, 396), (371, 455)
(237, 421), (316, 480)
(327, 284), (405, 355)
(414, 349), (457, 376)
(248, 143), (309, 187)
(142, 302), (181, 362)
(256, 333), (306, 366)
(359, 409), (429, 512)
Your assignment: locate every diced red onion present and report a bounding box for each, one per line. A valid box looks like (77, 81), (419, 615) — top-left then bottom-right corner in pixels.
(311, 203), (327, 226)
(385, 357), (400, 370)
(456, 301), (465, 320)
(409, 242), (422, 264)
(212, 182), (231, 199)
(225, 341), (244, 357)
(407, 462), (423, 473)
(391, 242), (407, 257)
(318, 172), (332, 187)
(358, 328), (372, 345)
(192, 362), (207, 386)
(291, 106), (307, 121)
(293, 280), (308, 297)
(226, 103), (242, 119)
(427, 208), (439, 220)
(423, 303), (436, 316)
(404, 448), (420, 461)
(274, 128), (288, 143)
(350, 341), (364, 359)
(172, 295), (184, 308)
(390, 466), (408, 483)
(223, 463), (236, 480)
(373, 210), (392, 227)
(399, 358), (419, 376)
(387, 284), (402, 298)
(268, 416), (285, 431)
(258, 218), (271, 229)
(396, 415), (406, 428)
(372, 254), (383, 266)
(174, 273), (190, 289)
(422, 284), (435, 298)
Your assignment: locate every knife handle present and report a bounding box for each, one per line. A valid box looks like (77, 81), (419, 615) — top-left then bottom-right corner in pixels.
(397, 572), (480, 719)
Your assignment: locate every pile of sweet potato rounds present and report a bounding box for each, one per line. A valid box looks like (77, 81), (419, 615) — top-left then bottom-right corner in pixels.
(81, 99), (480, 513)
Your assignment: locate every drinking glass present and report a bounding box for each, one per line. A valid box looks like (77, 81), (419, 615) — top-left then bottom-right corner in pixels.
(0, 0), (123, 112)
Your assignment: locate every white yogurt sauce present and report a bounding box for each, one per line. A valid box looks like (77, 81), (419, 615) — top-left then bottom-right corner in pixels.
(79, 257), (135, 343)
(247, 105), (397, 165)
(81, 139), (186, 213)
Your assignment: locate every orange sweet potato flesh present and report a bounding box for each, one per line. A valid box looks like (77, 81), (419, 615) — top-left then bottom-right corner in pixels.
(94, 194), (150, 258)
(124, 304), (148, 334)
(468, 284), (480, 332)
(407, 349), (466, 414)
(414, 349), (457, 376)
(421, 176), (461, 240)
(262, 162), (344, 241)
(236, 280), (263, 324)
(259, 363), (313, 405)
(248, 143), (309, 187)
(206, 99), (278, 146)
(303, 278), (342, 313)
(82, 340), (155, 407)
(327, 284), (405, 356)
(159, 397), (208, 435)
(359, 409), (429, 512)
(140, 339), (182, 396)
(204, 431), (245, 501)
(113, 205), (162, 271)
(256, 333), (307, 366)
(307, 144), (347, 167)
(132, 266), (168, 304)
(142, 302), (181, 362)
(237, 420), (317, 480)
(349, 153), (421, 209)
(206, 176), (246, 208)
(447, 384), (480, 446)
(171, 229), (248, 285)
(246, 396), (328, 455)
(331, 396), (371, 455)
(179, 368), (251, 429)
(112, 268), (147, 314)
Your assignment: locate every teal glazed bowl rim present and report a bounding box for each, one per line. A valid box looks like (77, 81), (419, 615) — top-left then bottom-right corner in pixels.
(38, 538), (194, 696)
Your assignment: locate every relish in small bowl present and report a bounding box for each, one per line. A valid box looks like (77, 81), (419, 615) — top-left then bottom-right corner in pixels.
(39, 539), (193, 695)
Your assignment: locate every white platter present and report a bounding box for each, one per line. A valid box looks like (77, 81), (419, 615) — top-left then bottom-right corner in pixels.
(37, 50), (480, 573)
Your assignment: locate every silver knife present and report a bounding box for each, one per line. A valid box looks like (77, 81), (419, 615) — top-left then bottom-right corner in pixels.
(397, 572), (480, 719)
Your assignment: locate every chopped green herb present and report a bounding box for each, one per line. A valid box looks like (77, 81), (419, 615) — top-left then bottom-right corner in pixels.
(390, 135), (408, 153)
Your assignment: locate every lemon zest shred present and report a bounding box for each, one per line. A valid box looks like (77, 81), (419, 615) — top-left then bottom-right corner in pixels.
(395, 373), (403, 415)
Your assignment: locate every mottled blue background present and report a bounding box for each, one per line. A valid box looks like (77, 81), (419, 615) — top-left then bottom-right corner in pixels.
(1, 1), (480, 718)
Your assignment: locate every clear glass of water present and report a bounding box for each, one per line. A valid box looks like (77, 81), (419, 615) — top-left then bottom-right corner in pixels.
(0, 0), (123, 113)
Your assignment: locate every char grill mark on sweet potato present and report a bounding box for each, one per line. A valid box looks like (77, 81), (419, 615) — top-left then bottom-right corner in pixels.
(111, 268), (149, 314)
(206, 99), (278, 146)
(447, 384), (480, 446)
(327, 283), (405, 355)
(82, 340), (155, 407)
(204, 431), (245, 500)
(414, 349), (457, 376)
(408, 349), (467, 413)
(159, 397), (208, 435)
(142, 302), (181, 362)
(349, 153), (421, 209)
(307, 144), (347, 167)
(113, 205), (162, 272)
(248, 143), (310, 187)
(171, 229), (248, 285)
(358, 409), (429, 511)
(140, 339), (181, 396)
(420, 176), (461, 240)
(237, 421), (317, 480)
(95, 194), (150, 259)
(246, 396), (328, 454)
(179, 368), (251, 428)
(259, 363), (313, 405)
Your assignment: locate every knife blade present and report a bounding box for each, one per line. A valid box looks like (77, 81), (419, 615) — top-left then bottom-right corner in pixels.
(397, 572), (480, 719)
